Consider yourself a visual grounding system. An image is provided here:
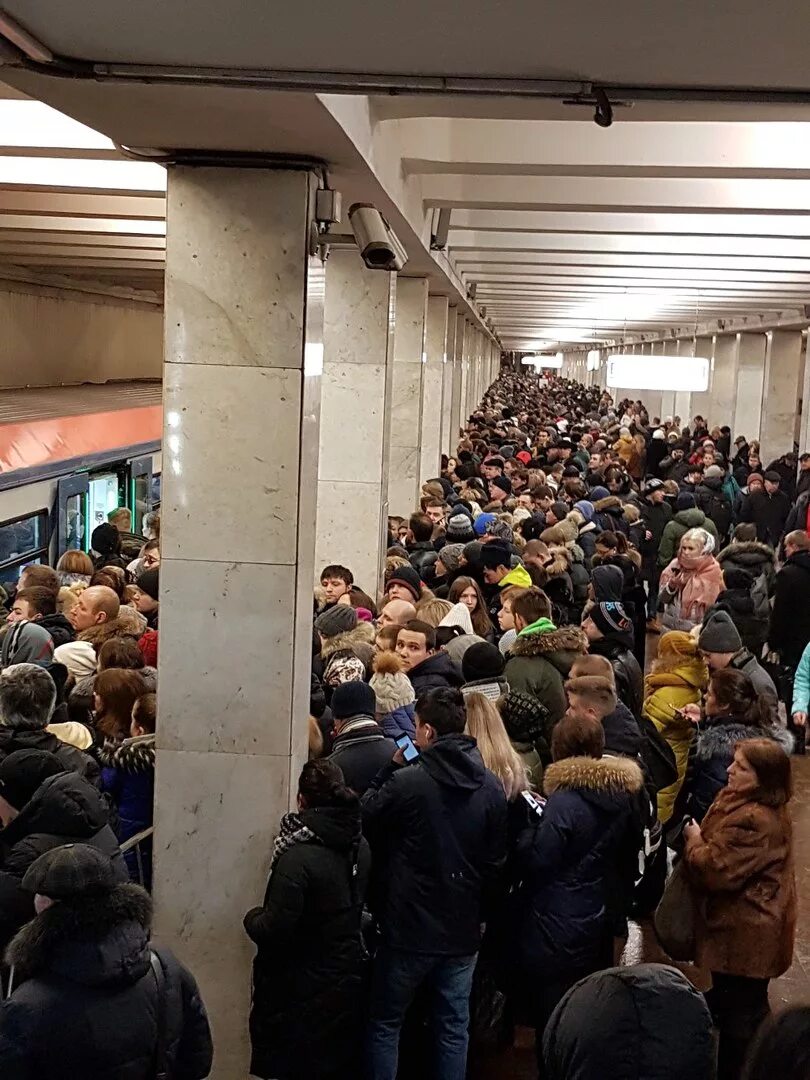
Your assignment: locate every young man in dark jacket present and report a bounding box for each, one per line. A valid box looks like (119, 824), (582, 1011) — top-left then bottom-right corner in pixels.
(741, 471), (791, 548)
(395, 621), (462, 695)
(362, 688), (507, 1080)
(634, 479), (671, 628)
(328, 681), (396, 796)
(694, 465), (733, 543)
(406, 513), (439, 583)
(582, 601), (644, 718)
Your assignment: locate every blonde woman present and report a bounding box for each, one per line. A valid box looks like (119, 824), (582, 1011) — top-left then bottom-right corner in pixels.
(416, 597), (454, 628)
(464, 691), (529, 802)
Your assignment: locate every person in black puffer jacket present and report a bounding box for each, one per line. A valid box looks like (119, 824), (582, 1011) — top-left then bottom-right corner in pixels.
(0, 750), (127, 950)
(327, 682), (396, 796)
(694, 466), (733, 543)
(712, 567), (769, 657)
(0, 843), (213, 1080)
(542, 964), (714, 1080)
(582, 602), (643, 719)
(406, 513), (439, 583)
(245, 759), (371, 1080)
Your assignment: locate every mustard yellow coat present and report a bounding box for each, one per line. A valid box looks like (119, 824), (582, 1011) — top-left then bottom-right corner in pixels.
(642, 656), (708, 823)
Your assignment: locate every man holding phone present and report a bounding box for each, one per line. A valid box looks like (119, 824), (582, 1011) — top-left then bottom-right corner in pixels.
(361, 687), (507, 1080)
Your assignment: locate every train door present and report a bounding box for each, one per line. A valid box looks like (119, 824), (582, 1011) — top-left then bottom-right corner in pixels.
(56, 474), (89, 556)
(129, 455), (153, 533)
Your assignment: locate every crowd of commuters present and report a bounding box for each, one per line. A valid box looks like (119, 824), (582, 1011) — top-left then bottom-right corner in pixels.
(0, 371), (807, 1079)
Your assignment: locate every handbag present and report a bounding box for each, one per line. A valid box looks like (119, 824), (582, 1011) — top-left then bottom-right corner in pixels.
(150, 950), (171, 1080)
(653, 859), (696, 962)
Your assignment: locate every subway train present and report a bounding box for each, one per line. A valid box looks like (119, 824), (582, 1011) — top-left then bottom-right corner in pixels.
(0, 382), (162, 588)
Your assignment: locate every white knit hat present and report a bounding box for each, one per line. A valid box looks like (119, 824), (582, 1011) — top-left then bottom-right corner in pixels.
(438, 602), (474, 635)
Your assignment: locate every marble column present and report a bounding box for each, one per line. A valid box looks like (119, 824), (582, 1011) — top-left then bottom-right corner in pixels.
(316, 250), (395, 596)
(458, 321), (471, 427)
(734, 332), (767, 446)
(686, 335), (715, 426)
(674, 339), (695, 429)
(760, 330), (803, 462)
(659, 340), (679, 421)
(709, 334), (739, 432)
(450, 314), (466, 445)
(388, 276), (428, 516)
(419, 295), (449, 483)
(440, 307), (458, 455)
(799, 333), (810, 456)
(156, 166), (322, 1078)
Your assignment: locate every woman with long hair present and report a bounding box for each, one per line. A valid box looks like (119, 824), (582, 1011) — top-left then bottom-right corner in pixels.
(93, 668), (147, 742)
(244, 758), (370, 1080)
(464, 691), (528, 802)
(448, 575), (495, 640)
(658, 527), (724, 631)
(685, 739), (796, 1079)
(55, 549), (94, 587)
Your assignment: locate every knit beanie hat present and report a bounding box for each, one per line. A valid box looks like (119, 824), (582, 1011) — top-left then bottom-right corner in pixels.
(137, 567), (160, 601)
(331, 679), (377, 720)
(516, 450), (532, 464)
(445, 512), (476, 544)
(480, 541), (512, 570)
(0, 749), (64, 811)
(589, 485), (610, 502)
(53, 640), (97, 679)
(658, 630), (698, 661)
(487, 519), (514, 544)
(437, 543), (465, 575)
(704, 465), (725, 480)
(592, 564), (624, 603)
(439, 602), (474, 635)
(675, 492), (696, 511)
(491, 475), (512, 496)
(369, 651), (416, 714)
(385, 564), (422, 602)
(747, 473), (764, 489)
(462, 641), (506, 682)
(91, 522), (121, 556)
(314, 604), (358, 638)
(474, 512), (497, 537)
(698, 610), (742, 653)
(590, 601), (632, 636)
(23, 842), (118, 900)
(500, 690), (550, 746)
(573, 500), (595, 522)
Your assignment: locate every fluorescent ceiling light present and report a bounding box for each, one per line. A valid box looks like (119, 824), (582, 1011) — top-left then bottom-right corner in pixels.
(0, 100), (114, 150)
(607, 354), (710, 392)
(0, 156), (166, 191)
(537, 355), (563, 369)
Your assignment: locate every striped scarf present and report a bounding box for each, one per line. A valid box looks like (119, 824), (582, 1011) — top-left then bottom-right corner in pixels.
(270, 811), (320, 871)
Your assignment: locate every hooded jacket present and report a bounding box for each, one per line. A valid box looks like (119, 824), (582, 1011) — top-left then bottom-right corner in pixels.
(0, 771), (126, 948)
(406, 650), (463, 695)
(361, 733), (507, 955)
(36, 613), (75, 648)
(244, 804), (371, 1080)
(513, 755), (644, 978)
(99, 734), (155, 887)
(642, 654), (708, 823)
(328, 717), (396, 796)
(635, 497), (672, 564)
(769, 550), (810, 667)
(542, 964), (715, 1080)
(591, 495), (629, 537)
(714, 587), (769, 657)
(0, 885), (212, 1080)
(505, 625), (587, 725)
(694, 476), (733, 539)
(0, 727), (97, 784)
(740, 487), (791, 547)
(717, 538), (777, 596)
(657, 508), (719, 569)
(686, 786), (796, 980)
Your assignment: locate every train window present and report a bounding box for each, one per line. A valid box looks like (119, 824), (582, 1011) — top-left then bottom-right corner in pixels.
(0, 509), (49, 588)
(88, 473), (120, 535)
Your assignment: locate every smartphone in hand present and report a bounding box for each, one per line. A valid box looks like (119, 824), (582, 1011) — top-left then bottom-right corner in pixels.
(395, 733), (420, 763)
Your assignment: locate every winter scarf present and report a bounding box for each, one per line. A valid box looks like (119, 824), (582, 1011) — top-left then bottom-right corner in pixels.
(270, 811), (320, 872)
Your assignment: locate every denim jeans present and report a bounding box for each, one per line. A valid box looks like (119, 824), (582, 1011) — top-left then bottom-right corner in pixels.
(367, 945), (477, 1080)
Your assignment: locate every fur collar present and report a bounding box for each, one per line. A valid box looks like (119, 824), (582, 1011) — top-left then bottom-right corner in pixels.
(543, 754), (644, 796)
(79, 608), (147, 647)
(6, 883), (151, 979)
(718, 540), (776, 565)
(320, 621), (376, 660)
(97, 734), (155, 773)
(593, 495), (624, 512)
(509, 624), (587, 660)
(545, 547), (572, 575)
(696, 720), (794, 761)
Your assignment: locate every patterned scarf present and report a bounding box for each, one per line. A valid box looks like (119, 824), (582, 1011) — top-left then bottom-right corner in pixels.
(270, 811), (320, 872)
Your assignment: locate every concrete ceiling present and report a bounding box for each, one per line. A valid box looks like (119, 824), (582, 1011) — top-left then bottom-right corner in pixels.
(1, 1), (810, 348)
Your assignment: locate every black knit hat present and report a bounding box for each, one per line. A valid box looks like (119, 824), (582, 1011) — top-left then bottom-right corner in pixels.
(91, 522), (121, 556)
(22, 843), (118, 900)
(462, 642), (506, 682)
(500, 690), (550, 746)
(331, 680), (376, 720)
(314, 605), (358, 638)
(137, 567), (160, 601)
(386, 564), (422, 602)
(589, 601), (632, 637)
(480, 541), (511, 570)
(490, 475), (512, 495)
(0, 748), (64, 811)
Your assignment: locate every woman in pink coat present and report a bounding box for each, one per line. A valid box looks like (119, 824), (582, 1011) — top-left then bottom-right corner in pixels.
(659, 527), (724, 631)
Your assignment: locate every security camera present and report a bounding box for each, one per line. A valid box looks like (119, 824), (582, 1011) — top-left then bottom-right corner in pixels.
(348, 203), (408, 272)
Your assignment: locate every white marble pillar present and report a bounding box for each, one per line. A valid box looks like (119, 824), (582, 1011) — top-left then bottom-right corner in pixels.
(709, 335), (739, 433)
(459, 322), (471, 425)
(316, 250), (395, 596)
(419, 295), (448, 483)
(388, 277), (428, 516)
(686, 335), (715, 426)
(734, 332), (767, 446)
(674, 339), (695, 429)
(799, 333), (810, 455)
(451, 314), (467, 442)
(440, 307), (458, 455)
(468, 329), (480, 414)
(157, 166), (322, 1078)
(659, 340), (679, 421)
(760, 330), (803, 462)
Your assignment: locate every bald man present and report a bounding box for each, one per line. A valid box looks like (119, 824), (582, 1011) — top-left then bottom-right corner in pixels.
(377, 598), (417, 628)
(67, 585), (121, 634)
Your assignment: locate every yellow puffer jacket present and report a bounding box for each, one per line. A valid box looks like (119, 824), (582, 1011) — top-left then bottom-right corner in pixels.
(642, 656), (708, 823)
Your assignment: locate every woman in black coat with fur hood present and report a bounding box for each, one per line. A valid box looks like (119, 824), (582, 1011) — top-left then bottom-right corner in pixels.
(244, 758), (371, 1080)
(0, 844), (212, 1080)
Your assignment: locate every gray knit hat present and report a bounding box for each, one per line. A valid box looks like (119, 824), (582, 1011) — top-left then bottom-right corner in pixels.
(487, 519), (514, 544)
(437, 543), (465, 575)
(369, 651), (416, 714)
(314, 605), (357, 638)
(698, 610), (741, 653)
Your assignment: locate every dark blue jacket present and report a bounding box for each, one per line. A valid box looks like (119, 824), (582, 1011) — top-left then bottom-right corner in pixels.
(513, 754), (644, 979)
(361, 733), (507, 955)
(99, 735), (155, 889)
(379, 703), (416, 740)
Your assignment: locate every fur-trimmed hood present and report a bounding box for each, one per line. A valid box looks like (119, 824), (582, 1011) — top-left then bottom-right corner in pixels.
(320, 621), (376, 661)
(78, 607), (147, 647)
(545, 546), (572, 576)
(97, 733), (155, 774)
(543, 754), (644, 800)
(509, 625), (587, 668)
(696, 719), (794, 761)
(592, 495), (624, 514)
(6, 882), (152, 984)
(717, 540), (776, 569)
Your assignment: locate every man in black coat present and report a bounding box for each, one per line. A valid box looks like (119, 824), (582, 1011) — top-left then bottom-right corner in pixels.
(395, 620), (462, 695)
(740, 471), (791, 548)
(582, 602), (644, 718)
(328, 681), (396, 796)
(769, 530), (810, 671)
(694, 465), (733, 543)
(634, 479), (672, 627)
(0, 750), (127, 949)
(362, 688), (507, 1080)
